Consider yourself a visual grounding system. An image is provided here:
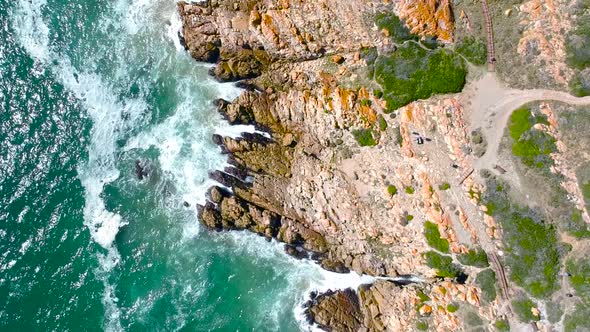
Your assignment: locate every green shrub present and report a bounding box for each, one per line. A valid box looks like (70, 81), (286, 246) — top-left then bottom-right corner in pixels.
(352, 128), (377, 146)
(360, 99), (372, 107)
(583, 181), (590, 204)
(455, 37), (487, 66)
(373, 89), (384, 98)
(378, 115), (388, 131)
(405, 186), (415, 194)
(375, 43), (467, 112)
(570, 73), (590, 97)
(481, 177), (561, 298)
(494, 319), (510, 332)
(417, 291), (430, 302)
(424, 221), (450, 253)
(512, 297), (540, 322)
(566, 258), (590, 300)
(509, 107), (556, 168)
(505, 213), (560, 297)
(458, 248), (489, 268)
(375, 12), (417, 43)
(565, 209), (590, 238)
(476, 269), (497, 302)
(424, 251), (463, 278)
(387, 185), (397, 196)
(446, 304), (458, 313)
(406, 214), (414, 221)
(438, 182), (450, 191)
(416, 321), (428, 331)
(566, 9), (590, 70)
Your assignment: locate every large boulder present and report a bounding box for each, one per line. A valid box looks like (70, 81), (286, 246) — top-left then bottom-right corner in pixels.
(307, 289), (363, 332)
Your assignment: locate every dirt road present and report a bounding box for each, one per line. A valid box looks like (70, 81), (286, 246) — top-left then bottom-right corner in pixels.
(465, 73), (590, 170)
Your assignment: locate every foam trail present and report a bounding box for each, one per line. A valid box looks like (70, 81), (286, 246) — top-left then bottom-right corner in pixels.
(167, 10), (184, 52)
(9, 0), (153, 329)
(11, 0), (50, 63)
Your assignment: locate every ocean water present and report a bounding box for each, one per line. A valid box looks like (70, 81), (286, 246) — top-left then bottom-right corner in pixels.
(0, 0), (372, 331)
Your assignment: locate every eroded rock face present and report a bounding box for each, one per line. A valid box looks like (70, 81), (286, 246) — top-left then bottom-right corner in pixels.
(307, 288), (363, 332)
(396, 0), (454, 42)
(179, 0), (506, 330)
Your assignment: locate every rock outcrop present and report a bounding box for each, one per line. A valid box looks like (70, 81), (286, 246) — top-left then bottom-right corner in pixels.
(179, 0), (505, 330)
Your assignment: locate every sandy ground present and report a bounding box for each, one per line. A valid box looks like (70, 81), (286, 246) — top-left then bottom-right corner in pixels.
(466, 73), (590, 171)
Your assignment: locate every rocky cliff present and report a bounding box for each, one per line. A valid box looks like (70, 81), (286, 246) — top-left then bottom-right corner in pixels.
(178, 0), (590, 331)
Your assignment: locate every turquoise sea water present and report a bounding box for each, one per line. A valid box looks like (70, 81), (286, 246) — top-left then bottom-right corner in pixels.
(0, 0), (368, 330)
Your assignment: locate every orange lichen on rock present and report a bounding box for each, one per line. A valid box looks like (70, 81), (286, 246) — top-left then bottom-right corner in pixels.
(400, 123), (415, 158)
(397, 0), (455, 43)
(413, 281), (482, 331)
(357, 87), (377, 124)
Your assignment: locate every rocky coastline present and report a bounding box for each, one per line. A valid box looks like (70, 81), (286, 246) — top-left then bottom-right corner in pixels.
(177, 0), (590, 331)
(177, 0), (486, 330)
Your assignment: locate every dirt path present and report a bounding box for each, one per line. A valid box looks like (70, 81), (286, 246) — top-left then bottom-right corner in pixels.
(465, 73), (590, 171)
(459, 73), (590, 323)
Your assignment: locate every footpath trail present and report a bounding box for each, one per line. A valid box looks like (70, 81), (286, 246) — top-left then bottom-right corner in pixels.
(461, 72), (590, 321)
(467, 73), (590, 171)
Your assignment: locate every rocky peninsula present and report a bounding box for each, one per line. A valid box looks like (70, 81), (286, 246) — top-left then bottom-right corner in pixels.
(177, 0), (590, 331)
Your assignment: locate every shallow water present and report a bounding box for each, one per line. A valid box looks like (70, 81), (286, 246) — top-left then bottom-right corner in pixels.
(0, 0), (377, 330)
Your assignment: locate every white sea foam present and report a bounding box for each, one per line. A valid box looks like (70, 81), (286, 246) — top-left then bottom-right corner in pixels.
(12, 0), (379, 330)
(11, 0), (49, 63)
(215, 231), (378, 331)
(9, 0), (154, 329)
(214, 123), (271, 139)
(123, 73), (229, 208)
(167, 10), (184, 51)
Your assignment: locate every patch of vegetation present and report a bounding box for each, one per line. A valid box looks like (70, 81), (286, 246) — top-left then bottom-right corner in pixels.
(458, 248), (489, 268)
(564, 304), (590, 332)
(566, 209), (590, 239)
(352, 128), (377, 147)
(374, 12), (417, 43)
(438, 182), (451, 191)
(406, 214), (414, 221)
(375, 43), (467, 112)
(565, 4), (590, 70)
(512, 297), (540, 323)
(455, 37), (487, 66)
(394, 126), (403, 146)
(424, 221), (450, 253)
(360, 47), (378, 66)
(570, 72), (590, 97)
(446, 304), (458, 313)
(501, 213), (559, 296)
(509, 107), (556, 169)
(583, 180), (590, 207)
(424, 251), (463, 278)
(378, 115), (388, 131)
(475, 269), (497, 303)
(417, 291), (430, 302)
(494, 319), (510, 332)
(360, 99), (372, 107)
(405, 186), (415, 194)
(481, 177), (561, 298)
(373, 89), (383, 98)
(566, 257), (590, 300)
(416, 320), (428, 331)
(387, 185), (397, 196)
